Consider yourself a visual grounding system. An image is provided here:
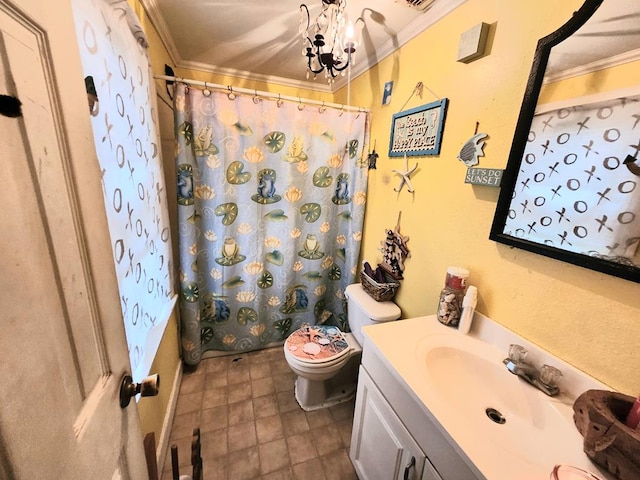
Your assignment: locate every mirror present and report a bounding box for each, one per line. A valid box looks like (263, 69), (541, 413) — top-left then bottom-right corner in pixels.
(490, 0), (640, 283)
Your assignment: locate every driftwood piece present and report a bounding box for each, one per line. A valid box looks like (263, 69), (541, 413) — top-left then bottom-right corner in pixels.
(573, 390), (640, 480)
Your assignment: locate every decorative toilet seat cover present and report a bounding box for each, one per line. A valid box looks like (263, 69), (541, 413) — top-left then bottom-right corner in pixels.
(285, 325), (350, 363)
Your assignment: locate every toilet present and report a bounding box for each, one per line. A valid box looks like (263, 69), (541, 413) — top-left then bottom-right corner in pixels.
(283, 283), (401, 411)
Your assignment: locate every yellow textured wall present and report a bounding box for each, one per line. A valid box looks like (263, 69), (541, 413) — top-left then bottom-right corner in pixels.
(137, 312), (180, 442)
(338, 0), (640, 396)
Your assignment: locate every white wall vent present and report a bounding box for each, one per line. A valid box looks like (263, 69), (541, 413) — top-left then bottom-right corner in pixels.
(403, 0), (435, 11)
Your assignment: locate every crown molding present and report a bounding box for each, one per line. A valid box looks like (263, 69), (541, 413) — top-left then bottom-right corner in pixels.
(138, 0), (180, 66)
(139, 0), (467, 93)
(175, 59), (334, 94)
(331, 0), (467, 91)
(544, 47), (640, 84)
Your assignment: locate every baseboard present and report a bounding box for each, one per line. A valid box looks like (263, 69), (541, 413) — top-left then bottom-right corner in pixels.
(156, 358), (183, 472)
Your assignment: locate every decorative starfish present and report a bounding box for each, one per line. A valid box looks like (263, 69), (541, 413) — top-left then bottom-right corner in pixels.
(393, 154), (418, 193)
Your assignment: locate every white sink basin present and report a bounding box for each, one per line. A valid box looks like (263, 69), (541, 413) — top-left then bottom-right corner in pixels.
(362, 314), (614, 479)
(413, 331), (598, 473)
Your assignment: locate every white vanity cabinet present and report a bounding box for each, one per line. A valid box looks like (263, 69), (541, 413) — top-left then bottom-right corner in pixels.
(350, 367), (441, 480)
(350, 340), (482, 480)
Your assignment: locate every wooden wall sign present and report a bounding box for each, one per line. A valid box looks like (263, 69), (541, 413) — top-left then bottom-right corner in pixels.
(389, 99), (448, 157)
(465, 167), (503, 187)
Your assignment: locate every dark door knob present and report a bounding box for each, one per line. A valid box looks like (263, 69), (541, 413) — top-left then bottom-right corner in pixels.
(119, 373), (160, 408)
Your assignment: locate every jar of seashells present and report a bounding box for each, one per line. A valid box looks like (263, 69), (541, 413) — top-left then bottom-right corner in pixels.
(436, 266), (469, 327)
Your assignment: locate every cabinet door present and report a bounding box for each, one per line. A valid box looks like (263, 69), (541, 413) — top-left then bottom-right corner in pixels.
(351, 368), (439, 480)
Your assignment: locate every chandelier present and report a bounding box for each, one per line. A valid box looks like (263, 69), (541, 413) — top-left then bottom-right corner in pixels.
(299, 0), (361, 82)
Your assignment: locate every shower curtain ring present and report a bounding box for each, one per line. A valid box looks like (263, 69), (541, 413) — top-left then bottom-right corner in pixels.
(298, 98), (304, 111)
(227, 86), (236, 100)
(276, 94), (283, 108)
(203, 82), (211, 97)
(180, 78), (189, 94)
(253, 90), (261, 104)
(339, 106), (345, 117)
(319, 101), (326, 114)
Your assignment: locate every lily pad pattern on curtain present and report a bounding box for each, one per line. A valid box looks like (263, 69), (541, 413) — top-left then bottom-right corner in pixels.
(174, 84), (370, 365)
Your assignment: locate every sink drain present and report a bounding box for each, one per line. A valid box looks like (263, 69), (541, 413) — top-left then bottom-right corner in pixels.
(485, 407), (506, 424)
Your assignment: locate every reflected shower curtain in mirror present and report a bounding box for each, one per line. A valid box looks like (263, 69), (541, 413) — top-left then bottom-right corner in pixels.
(174, 84), (370, 365)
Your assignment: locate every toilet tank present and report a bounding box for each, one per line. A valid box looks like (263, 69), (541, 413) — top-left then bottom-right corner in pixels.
(345, 283), (401, 347)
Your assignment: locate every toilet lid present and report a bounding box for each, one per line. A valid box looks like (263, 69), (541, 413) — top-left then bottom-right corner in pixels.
(285, 325), (350, 364)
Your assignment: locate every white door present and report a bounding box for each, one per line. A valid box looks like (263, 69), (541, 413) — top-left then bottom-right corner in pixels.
(0, 0), (148, 478)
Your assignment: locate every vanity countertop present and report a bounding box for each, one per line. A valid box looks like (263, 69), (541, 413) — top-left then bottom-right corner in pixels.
(361, 313), (616, 480)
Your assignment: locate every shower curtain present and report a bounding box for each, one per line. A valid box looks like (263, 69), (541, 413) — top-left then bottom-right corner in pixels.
(173, 84), (370, 365)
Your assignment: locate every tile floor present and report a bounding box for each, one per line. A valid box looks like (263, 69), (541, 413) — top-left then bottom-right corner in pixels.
(162, 345), (358, 480)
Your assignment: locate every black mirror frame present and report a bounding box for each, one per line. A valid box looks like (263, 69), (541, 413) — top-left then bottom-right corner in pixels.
(489, 0), (640, 284)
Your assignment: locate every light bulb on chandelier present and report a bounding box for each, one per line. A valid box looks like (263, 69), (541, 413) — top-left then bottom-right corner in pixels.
(299, 0), (363, 83)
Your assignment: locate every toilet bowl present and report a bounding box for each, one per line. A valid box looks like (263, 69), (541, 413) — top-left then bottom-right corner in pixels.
(283, 283), (401, 411)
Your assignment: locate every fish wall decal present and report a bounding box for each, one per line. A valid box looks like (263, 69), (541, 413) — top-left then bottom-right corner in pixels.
(457, 132), (488, 167)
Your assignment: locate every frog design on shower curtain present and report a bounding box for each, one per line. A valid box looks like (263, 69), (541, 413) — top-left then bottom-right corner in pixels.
(252, 168), (282, 204)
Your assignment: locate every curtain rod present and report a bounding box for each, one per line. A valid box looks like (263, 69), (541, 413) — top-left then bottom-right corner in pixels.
(154, 75), (369, 114)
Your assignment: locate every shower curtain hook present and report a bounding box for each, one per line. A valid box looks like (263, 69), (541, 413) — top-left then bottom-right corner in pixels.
(319, 101), (326, 114)
(356, 108), (362, 119)
(253, 90), (261, 104)
(276, 94), (284, 108)
(179, 78), (189, 94)
(297, 97), (304, 111)
(227, 86), (236, 100)
(202, 81), (211, 97)
(339, 106), (345, 117)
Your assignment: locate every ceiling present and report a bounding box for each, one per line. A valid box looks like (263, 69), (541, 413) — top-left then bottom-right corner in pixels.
(139, 0), (640, 92)
(546, 0), (640, 80)
(139, 0), (466, 92)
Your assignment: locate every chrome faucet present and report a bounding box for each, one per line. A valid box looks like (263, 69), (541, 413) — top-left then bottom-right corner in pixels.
(503, 344), (562, 397)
